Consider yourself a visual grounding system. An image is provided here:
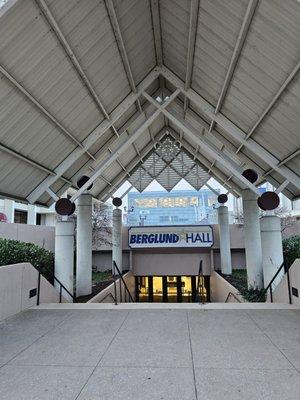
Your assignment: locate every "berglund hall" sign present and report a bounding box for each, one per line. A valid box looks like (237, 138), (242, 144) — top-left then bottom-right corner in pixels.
(128, 225), (214, 249)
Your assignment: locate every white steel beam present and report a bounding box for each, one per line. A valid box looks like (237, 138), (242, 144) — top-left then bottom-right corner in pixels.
(168, 129), (242, 196)
(215, 0), (258, 114)
(160, 66), (300, 189)
(26, 68), (159, 204)
(150, 0), (163, 66)
(97, 129), (167, 200)
(105, 0), (142, 113)
(143, 91), (260, 195)
(236, 59), (300, 154)
(0, 65), (95, 161)
(0, 142), (71, 185)
(207, 0), (258, 167)
(71, 91), (179, 202)
(35, 0), (120, 138)
(184, 0), (199, 112)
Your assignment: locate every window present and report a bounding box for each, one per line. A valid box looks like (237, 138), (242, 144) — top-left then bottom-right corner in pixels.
(14, 210), (27, 224)
(36, 213), (42, 225)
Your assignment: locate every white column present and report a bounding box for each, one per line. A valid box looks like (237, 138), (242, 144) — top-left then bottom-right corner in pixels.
(112, 208), (122, 274)
(4, 199), (14, 223)
(218, 205), (232, 275)
(260, 215), (284, 288)
(76, 194), (92, 296)
(27, 204), (37, 225)
(242, 189), (263, 289)
(55, 221), (74, 302)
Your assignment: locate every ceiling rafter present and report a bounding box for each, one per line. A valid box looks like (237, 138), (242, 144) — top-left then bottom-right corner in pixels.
(26, 68), (159, 204)
(207, 0), (258, 168)
(0, 142), (71, 185)
(35, 0), (120, 138)
(160, 66), (300, 189)
(235, 59), (300, 154)
(0, 64), (96, 161)
(105, 0), (142, 113)
(184, 0), (199, 113)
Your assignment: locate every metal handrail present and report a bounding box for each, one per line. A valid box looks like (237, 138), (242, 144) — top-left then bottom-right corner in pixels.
(260, 261), (292, 304)
(36, 266), (76, 305)
(99, 292), (117, 303)
(225, 292), (242, 303)
(113, 261), (134, 303)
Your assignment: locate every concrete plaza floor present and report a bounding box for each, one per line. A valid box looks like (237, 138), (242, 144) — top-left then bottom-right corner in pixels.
(0, 305), (299, 399)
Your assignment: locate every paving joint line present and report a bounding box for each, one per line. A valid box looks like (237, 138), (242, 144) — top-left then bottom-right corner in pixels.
(74, 311), (130, 400)
(186, 311), (198, 400)
(245, 311), (300, 376)
(0, 311), (74, 371)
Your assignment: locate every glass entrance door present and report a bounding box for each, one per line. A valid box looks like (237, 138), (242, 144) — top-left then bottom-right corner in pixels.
(136, 276), (210, 303)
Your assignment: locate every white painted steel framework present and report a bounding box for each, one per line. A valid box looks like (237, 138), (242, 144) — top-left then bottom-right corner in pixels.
(0, 0), (299, 205)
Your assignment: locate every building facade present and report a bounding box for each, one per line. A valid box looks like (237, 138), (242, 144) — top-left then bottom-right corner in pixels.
(126, 189), (220, 226)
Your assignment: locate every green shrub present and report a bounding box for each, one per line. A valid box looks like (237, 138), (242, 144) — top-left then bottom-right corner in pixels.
(283, 235), (300, 269)
(0, 238), (54, 283)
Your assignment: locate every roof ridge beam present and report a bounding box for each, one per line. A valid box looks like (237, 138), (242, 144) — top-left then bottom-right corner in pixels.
(160, 66), (300, 189)
(35, 0), (120, 137)
(26, 68), (159, 203)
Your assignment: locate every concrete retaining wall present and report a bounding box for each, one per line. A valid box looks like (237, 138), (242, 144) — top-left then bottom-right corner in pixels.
(272, 259), (300, 305)
(0, 222), (55, 251)
(210, 271), (244, 303)
(0, 263), (64, 321)
(88, 271), (135, 303)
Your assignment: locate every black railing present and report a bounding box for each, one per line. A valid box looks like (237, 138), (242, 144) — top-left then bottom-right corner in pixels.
(196, 260), (206, 304)
(225, 292), (242, 303)
(260, 261), (292, 304)
(36, 266), (76, 305)
(113, 261), (134, 304)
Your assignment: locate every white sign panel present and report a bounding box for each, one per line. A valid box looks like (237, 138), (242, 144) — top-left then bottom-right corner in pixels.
(128, 225), (214, 248)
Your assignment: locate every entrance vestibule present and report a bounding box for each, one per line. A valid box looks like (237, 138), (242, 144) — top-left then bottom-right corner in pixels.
(135, 275), (210, 303)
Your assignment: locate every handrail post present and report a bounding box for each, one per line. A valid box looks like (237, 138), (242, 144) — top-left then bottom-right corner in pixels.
(270, 285), (273, 303)
(37, 264), (41, 306)
(112, 262), (118, 305)
(59, 285), (62, 303)
(285, 265), (292, 305)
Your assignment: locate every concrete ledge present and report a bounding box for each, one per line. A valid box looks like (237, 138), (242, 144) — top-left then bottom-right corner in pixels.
(33, 302), (300, 310)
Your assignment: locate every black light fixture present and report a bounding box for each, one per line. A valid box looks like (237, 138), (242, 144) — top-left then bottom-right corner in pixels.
(257, 191), (280, 211)
(112, 197), (122, 207)
(55, 198), (76, 216)
(77, 175), (93, 191)
(218, 194), (228, 204)
(242, 169), (258, 184)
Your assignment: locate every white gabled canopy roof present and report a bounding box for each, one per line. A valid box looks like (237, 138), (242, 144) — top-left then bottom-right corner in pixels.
(0, 0), (299, 206)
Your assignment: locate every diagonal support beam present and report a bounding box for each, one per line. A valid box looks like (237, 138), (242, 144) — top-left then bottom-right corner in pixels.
(160, 66), (300, 189)
(150, 0), (163, 66)
(184, 0), (199, 112)
(207, 0), (258, 167)
(143, 91), (261, 195)
(35, 0), (120, 138)
(97, 130), (167, 200)
(26, 68), (159, 204)
(0, 65), (95, 161)
(70, 90), (179, 202)
(105, 0), (142, 113)
(235, 59), (300, 154)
